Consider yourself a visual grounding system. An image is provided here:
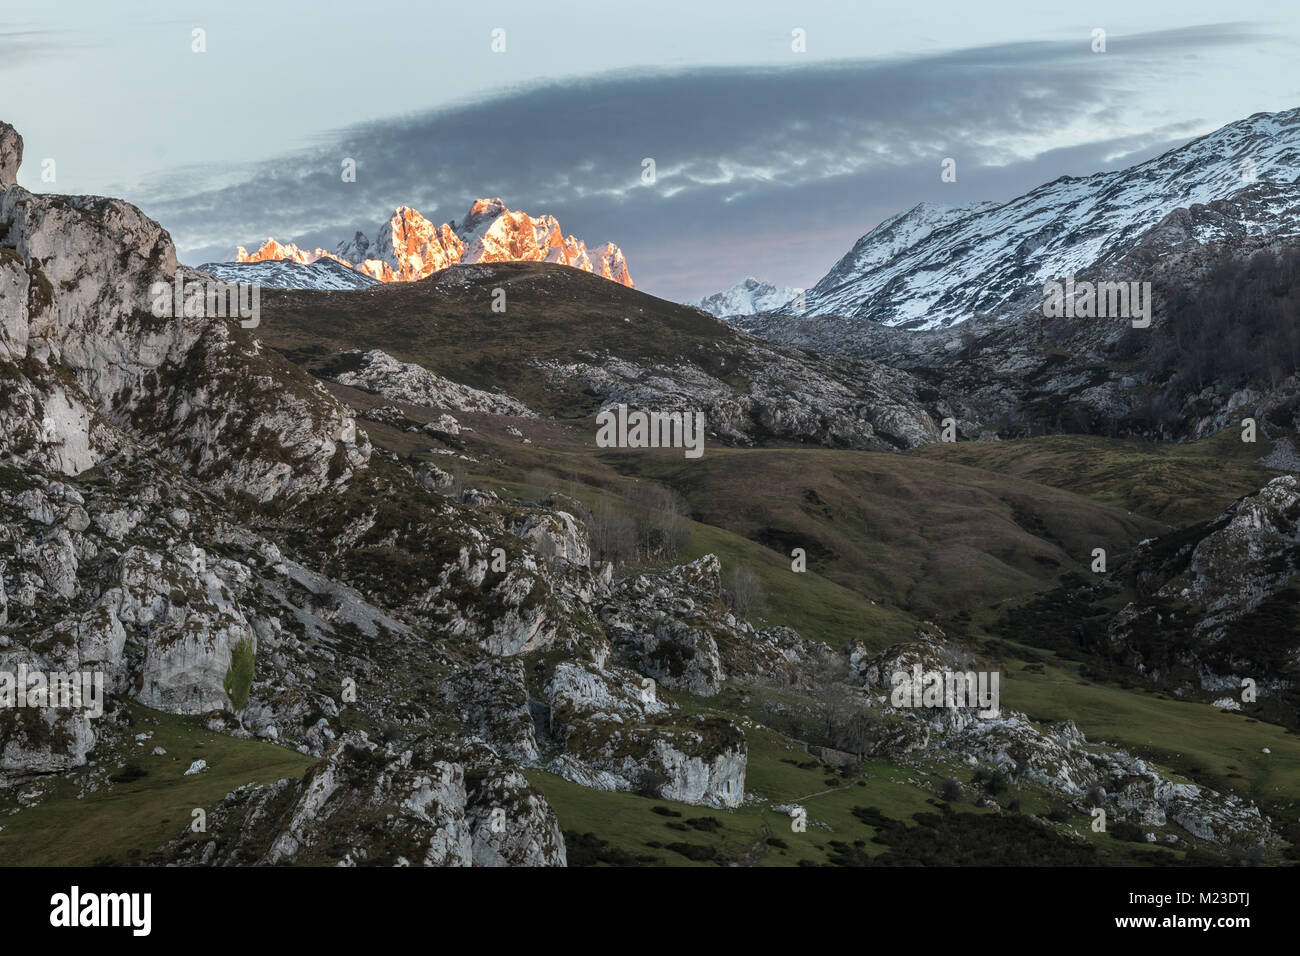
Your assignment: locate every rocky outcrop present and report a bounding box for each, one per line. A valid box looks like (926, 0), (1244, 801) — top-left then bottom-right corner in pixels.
(441, 660), (539, 763)
(328, 348), (535, 418)
(1179, 475), (1300, 628)
(158, 732), (566, 866)
(960, 715), (1272, 848)
(602, 554), (832, 695)
(0, 122), (371, 500)
(1083, 474), (1300, 714)
(538, 338), (944, 451)
(107, 546), (255, 715)
(513, 511), (591, 568)
(466, 764), (567, 866)
(0, 705), (97, 779)
(849, 633), (1276, 850)
(543, 660), (746, 808)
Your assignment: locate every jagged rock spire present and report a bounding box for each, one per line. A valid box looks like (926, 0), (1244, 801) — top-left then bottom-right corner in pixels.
(0, 120), (23, 187)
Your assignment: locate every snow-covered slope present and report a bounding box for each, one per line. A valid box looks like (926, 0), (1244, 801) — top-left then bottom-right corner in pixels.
(690, 277), (802, 317)
(790, 108), (1300, 328)
(236, 199), (632, 287)
(197, 258), (380, 291)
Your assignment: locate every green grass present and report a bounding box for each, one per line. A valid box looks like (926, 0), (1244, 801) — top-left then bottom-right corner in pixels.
(0, 704), (316, 866)
(1000, 657), (1300, 807)
(680, 522), (918, 650)
(527, 689), (1226, 867)
(524, 725), (951, 867)
(608, 444), (1161, 619)
(911, 429), (1273, 527)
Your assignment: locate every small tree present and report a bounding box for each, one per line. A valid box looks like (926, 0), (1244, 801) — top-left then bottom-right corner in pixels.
(628, 483), (691, 559)
(590, 499), (637, 565)
(725, 563), (766, 618)
(525, 469), (555, 504)
(447, 459), (467, 497)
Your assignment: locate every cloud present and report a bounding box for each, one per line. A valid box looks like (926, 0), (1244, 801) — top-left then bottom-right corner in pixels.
(0, 30), (65, 70)
(138, 23), (1275, 301)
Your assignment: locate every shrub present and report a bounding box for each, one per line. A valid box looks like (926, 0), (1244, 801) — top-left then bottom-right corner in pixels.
(973, 766), (1009, 795)
(109, 762), (147, 784)
(224, 637), (255, 713)
(665, 842), (718, 862)
(1109, 820), (1147, 843)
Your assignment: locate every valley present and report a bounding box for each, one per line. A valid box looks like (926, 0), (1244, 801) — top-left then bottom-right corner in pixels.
(2, 102), (1298, 872)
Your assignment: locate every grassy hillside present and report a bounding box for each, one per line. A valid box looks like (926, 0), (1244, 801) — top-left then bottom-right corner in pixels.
(259, 262), (765, 418)
(607, 445), (1162, 618)
(911, 429), (1274, 527)
(0, 704), (315, 866)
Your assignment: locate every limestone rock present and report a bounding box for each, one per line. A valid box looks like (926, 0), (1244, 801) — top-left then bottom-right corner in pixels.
(0, 121), (20, 188)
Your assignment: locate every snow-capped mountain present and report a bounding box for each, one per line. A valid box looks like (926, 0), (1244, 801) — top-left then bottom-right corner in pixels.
(789, 107), (1300, 328)
(235, 199), (633, 287)
(690, 277), (803, 318)
(197, 257), (379, 291)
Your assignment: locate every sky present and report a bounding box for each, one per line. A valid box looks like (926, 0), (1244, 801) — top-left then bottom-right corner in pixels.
(3, 1), (1299, 301)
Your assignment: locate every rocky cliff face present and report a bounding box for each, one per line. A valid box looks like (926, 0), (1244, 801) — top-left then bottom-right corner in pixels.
(0, 136), (371, 502)
(236, 199), (633, 287)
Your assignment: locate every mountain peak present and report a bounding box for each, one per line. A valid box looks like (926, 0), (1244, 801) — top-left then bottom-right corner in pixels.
(466, 197), (508, 219)
(690, 276), (802, 318)
(234, 200), (633, 288)
(790, 105), (1300, 328)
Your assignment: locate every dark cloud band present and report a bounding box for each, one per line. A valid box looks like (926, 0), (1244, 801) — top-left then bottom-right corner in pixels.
(139, 23), (1269, 300)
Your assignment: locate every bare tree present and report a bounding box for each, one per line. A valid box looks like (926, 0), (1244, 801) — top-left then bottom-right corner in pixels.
(725, 563), (767, 618)
(524, 469), (555, 504)
(590, 499), (637, 566)
(447, 459), (467, 497)
(629, 483), (692, 559)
